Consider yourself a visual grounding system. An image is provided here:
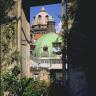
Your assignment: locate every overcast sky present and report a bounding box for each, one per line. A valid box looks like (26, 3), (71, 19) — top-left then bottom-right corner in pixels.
(30, 4), (62, 33)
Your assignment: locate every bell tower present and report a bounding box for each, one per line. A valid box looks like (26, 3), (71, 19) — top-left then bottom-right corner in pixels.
(47, 16), (56, 33)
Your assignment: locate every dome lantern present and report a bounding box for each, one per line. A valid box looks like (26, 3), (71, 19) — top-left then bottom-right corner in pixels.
(47, 16), (56, 33)
(40, 6), (46, 12)
(32, 6), (49, 25)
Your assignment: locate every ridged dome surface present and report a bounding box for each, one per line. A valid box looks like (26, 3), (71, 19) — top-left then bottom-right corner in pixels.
(32, 32), (62, 58)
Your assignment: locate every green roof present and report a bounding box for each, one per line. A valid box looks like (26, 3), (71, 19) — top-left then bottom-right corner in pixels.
(32, 32), (62, 58)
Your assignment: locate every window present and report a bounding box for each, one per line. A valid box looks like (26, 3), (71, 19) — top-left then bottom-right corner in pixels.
(43, 46), (48, 51)
(52, 42), (61, 54)
(38, 15), (41, 24)
(30, 44), (35, 50)
(38, 15), (41, 17)
(45, 15), (49, 23)
(33, 73), (39, 80)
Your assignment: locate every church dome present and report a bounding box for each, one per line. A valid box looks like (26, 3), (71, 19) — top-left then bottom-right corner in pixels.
(32, 33), (62, 58)
(32, 7), (50, 25)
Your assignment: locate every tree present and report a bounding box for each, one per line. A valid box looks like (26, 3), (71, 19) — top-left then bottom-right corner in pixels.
(1, 66), (26, 96)
(1, 66), (20, 96)
(1, 65), (49, 96)
(23, 80), (48, 96)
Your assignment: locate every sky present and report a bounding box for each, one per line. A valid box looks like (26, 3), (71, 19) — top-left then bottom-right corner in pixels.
(30, 4), (62, 33)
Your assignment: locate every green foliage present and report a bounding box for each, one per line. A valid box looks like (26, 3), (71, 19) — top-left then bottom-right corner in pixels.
(1, 66), (20, 95)
(2, 73), (19, 93)
(12, 65), (21, 76)
(1, 23), (15, 52)
(1, 66), (48, 96)
(11, 50), (20, 63)
(1, 22), (17, 66)
(23, 80), (48, 96)
(22, 79), (37, 96)
(39, 81), (48, 95)
(32, 80), (41, 95)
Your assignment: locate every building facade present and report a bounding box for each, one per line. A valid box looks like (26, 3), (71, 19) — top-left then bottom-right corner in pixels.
(30, 7), (63, 84)
(1, 0), (30, 78)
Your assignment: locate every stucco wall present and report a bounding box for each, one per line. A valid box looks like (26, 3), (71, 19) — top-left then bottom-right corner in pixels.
(21, 4), (30, 77)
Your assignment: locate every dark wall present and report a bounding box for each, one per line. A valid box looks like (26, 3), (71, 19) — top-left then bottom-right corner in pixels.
(30, 0), (61, 6)
(68, 0), (96, 96)
(22, 0), (30, 23)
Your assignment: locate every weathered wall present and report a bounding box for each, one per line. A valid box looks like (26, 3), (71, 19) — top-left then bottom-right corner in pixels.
(1, 0), (18, 72)
(20, 1), (30, 77)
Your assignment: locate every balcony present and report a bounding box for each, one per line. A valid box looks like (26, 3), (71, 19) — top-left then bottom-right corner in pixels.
(30, 56), (62, 69)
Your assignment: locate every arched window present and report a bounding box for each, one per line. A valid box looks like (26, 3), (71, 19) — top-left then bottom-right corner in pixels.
(38, 15), (41, 24)
(38, 15), (41, 18)
(45, 15), (49, 24)
(43, 46), (48, 51)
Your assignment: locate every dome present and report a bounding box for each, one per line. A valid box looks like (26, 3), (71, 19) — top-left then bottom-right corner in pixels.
(32, 33), (62, 58)
(32, 7), (50, 25)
